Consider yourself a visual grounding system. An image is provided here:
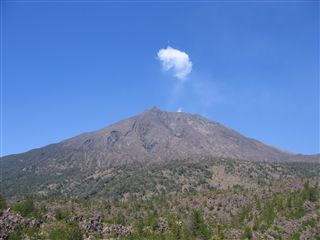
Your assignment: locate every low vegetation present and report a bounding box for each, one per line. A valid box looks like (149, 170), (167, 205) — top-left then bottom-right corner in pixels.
(1, 177), (319, 239)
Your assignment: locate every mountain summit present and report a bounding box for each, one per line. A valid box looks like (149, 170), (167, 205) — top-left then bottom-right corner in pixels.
(58, 106), (319, 164)
(63, 106), (291, 166)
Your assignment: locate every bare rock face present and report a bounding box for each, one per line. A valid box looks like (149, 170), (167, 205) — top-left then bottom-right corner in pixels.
(102, 224), (133, 236)
(78, 214), (132, 237)
(0, 209), (25, 240)
(0, 208), (42, 240)
(156, 217), (168, 233)
(79, 215), (103, 234)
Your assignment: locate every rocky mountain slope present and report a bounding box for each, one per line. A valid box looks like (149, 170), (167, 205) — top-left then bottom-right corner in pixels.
(2, 107), (318, 168)
(1, 107), (319, 199)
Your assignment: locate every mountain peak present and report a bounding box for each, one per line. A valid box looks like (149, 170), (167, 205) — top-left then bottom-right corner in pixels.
(140, 106), (166, 119)
(144, 106), (162, 113)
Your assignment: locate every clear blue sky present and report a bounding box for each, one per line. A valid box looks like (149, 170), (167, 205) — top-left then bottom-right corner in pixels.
(2, 1), (319, 156)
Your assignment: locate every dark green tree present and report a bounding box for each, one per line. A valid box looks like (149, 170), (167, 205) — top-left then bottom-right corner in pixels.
(241, 226), (252, 239)
(191, 210), (210, 240)
(0, 194), (6, 212)
(48, 222), (82, 240)
(12, 197), (35, 217)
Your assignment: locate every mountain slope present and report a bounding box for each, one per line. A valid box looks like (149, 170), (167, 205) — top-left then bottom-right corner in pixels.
(63, 106), (290, 165)
(1, 107), (319, 198)
(2, 107), (319, 170)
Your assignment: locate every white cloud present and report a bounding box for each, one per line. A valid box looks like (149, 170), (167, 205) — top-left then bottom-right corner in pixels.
(157, 46), (192, 80)
(177, 107), (182, 112)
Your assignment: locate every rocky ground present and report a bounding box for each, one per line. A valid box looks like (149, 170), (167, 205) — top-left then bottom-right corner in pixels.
(0, 175), (319, 240)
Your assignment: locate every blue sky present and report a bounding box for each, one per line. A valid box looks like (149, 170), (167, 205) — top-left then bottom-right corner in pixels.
(1, 1), (319, 156)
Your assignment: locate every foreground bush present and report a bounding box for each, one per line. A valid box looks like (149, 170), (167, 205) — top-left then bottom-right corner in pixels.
(48, 222), (83, 240)
(0, 194), (6, 213)
(11, 197), (36, 217)
(55, 208), (70, 221)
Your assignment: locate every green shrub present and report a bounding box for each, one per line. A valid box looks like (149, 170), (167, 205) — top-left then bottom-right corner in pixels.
(241, 226), (252, 239)
(48, 222), (83, 240)
(261, 200), (275, 226)
(26, 225), (40, 238)
(0, 194), (6, 213)
(237, 206), (251, 224)
(55, 208), (70, 221)
(286, 192), (305, 219)
(301, 218), (317, 230)
(302, 182), (319, 202)
(114, 211), (126, 225)
(211, 223), (225, 240)
(8, 225), (24, 240)
(12, 197), (35, 217)
(191, 210), (210, 240)
(289, 231), (300, 240)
